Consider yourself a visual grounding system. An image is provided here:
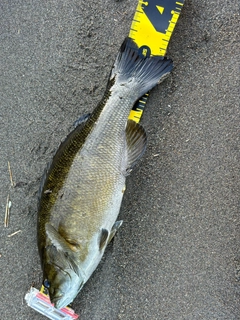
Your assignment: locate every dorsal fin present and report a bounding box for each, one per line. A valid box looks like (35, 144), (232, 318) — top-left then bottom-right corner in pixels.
(125, 120), (147, 174)
(73, 113), (91, 128)
(99, 228), (109, 250)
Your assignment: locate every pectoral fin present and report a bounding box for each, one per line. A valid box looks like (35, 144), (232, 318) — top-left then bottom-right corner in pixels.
(99, 228), (109, 250)
(99, 222), (123, 250)
(108, 220), (123, 244)
(125, 120), (147, 174)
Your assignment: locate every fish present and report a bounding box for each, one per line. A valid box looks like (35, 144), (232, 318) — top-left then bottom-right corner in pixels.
(37, 38), (173, 309)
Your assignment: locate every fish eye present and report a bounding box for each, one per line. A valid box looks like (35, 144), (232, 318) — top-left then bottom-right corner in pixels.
(43, 279), (50, 288)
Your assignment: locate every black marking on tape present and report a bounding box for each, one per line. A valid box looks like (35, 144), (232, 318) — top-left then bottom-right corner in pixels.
(138, 45), (151, 58)
(142, 0), (180, 34)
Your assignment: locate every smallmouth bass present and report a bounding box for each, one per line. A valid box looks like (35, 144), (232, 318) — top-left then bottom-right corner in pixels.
(37, 38), (173, 309)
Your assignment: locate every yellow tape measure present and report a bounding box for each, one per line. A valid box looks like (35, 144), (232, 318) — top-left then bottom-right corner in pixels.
(128, 0), (184, 122)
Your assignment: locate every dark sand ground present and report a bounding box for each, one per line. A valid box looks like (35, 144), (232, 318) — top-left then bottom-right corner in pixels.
(0, 0), (239, 319)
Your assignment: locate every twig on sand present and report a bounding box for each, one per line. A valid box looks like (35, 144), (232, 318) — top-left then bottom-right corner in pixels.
(4, 194), (11, 227)
(8, 161), (15, 187)
(7, 230), (22, 237)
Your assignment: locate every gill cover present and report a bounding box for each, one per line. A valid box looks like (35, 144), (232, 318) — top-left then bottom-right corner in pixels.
(43, 223), (84, 309)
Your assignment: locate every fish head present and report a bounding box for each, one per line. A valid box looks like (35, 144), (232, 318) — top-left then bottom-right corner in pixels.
(42, 243), (84, 309)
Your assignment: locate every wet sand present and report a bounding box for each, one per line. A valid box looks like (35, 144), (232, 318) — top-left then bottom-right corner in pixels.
(0, 1), (239, 319)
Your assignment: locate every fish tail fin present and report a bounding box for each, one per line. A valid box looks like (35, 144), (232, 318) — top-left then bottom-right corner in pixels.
(110, 37), (173, 97)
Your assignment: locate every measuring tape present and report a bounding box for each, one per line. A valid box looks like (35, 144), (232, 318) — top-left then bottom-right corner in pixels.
(128, 0), (185, 122)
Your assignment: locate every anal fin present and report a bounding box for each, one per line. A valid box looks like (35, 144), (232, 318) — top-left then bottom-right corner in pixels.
(125, 120), (147, 174)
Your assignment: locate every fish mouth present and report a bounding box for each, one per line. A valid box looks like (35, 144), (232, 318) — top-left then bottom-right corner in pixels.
(51, 280), (84, 309)
(51, 295), (68, 310)
(49, 290), (66, 309)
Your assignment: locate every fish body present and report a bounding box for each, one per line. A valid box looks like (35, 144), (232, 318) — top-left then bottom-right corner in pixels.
(37, 38), (173, 309)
